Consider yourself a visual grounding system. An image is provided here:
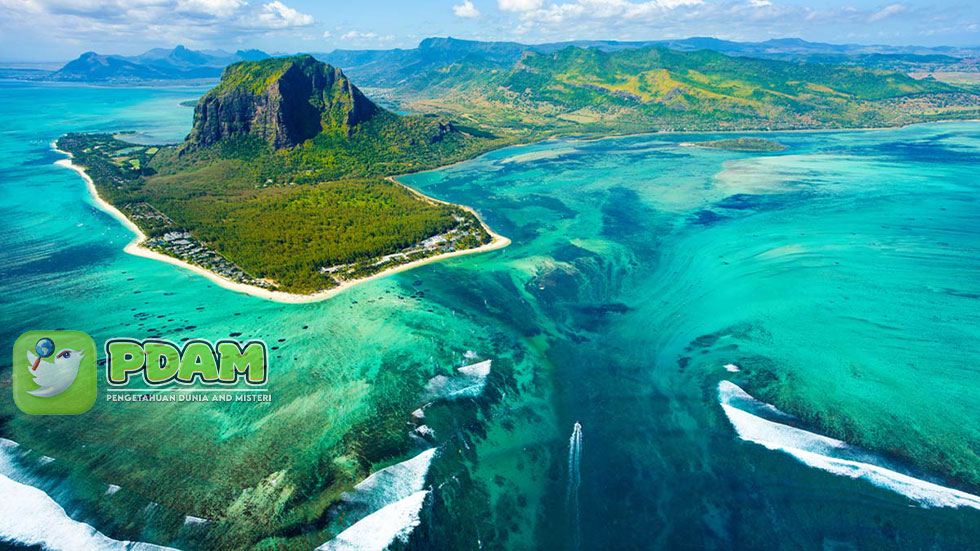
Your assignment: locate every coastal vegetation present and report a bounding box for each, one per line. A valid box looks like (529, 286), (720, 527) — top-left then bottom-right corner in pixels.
(387, 46), (980, 137)
(58, 56), (504, 293)
(687, 137), (787, 151)
(55, 49), (980, 295)
(17, 38), (980, 551)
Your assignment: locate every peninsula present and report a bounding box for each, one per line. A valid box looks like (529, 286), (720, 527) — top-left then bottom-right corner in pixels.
(56, 55), (510, 299)
(684, 137), (787, 151)
(56, 48), (980, 301)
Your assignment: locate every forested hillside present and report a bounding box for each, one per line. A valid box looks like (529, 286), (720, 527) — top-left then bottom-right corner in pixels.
(58, 49), (980, 292)
(388, 46), (980, 135)
(58, 56), (503, 293)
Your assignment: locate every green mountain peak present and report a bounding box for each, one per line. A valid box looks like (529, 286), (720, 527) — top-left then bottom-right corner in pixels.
(188, 55), (379, 149)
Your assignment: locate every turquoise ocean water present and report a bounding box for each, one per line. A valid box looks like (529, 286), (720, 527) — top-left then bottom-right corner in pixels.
(1, 80), (979, 550)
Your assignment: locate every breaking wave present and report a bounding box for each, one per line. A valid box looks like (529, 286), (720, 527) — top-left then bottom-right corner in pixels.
(316, 491), (429, 551)
(343, 448), (436, 511)
(318, 448), (437, 550)
(0, 440), (179, 551)
(424, 360), (492, 400)
(718, 381), (980, 510)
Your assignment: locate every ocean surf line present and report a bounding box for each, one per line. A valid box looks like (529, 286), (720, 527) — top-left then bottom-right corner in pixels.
(718, 381), (980, 510)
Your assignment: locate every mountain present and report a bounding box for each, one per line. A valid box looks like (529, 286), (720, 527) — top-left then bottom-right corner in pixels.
(45, 37), (980, 85)
(58, 56), (504, 293)
(188, 55), (378, 149)
(315, 36), (980, 91)
(315, 37), (529, 88)
(50, 45), (271, 82)
(387, 45), (980, 134)
(53, 52), (174, 81)
(235, 49), (270, 62)
(174, 55), (496, 180)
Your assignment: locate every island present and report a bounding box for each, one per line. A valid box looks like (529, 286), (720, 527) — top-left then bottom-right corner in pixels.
(683, 137), (788, 151)
(21, 37), (980, 551)
(56, 55), (510, 300)
(55, 48), (980, 301)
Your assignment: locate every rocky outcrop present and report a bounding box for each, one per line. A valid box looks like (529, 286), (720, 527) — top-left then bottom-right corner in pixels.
(187, 55), (379, 149)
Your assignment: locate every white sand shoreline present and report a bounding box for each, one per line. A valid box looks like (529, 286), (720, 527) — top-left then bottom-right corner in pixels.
(55, 118), (972, 303)
(52, 146), (510, 304)
(542, 118), (980, 146)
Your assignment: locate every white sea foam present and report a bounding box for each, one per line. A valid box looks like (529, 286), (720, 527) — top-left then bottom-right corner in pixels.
(344, 448), (436, 511)
(457, 359), (491, 379)
(0, 438), (179, 550)
(183, 516), (208, 526)
(0, 473), (179, 551)
(718, 380), (793, 421)
(499, 147), (577, 164)
(719, 381), (980, 510)
(325, 447), (437, 550)
(316, 490), (429, 551)
(424, 360), (492, 400)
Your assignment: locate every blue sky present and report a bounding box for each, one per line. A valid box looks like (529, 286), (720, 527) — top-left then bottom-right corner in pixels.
(0, 0), (977, 61)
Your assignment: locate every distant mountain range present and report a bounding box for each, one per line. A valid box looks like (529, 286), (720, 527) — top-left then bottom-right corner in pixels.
(48, 45), (270, 82)
(387, 44), (980, 135)
(316, 37), (980, 89)
(29, 37), (980, 84)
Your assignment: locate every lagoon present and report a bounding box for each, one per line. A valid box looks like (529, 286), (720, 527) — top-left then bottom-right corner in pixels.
(1, 80), (979, 549)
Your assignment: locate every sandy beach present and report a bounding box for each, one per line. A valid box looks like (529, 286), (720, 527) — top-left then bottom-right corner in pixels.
(55, 118), (971, 304)
(53, 148), (510, 304)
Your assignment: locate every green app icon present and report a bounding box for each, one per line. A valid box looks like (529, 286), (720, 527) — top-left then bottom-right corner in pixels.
(13, 331), (97, 415)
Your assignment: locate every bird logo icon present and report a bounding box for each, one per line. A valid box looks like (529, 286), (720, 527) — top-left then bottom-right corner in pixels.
(26, 348), (86, 397)
(13, 331), (97, 415)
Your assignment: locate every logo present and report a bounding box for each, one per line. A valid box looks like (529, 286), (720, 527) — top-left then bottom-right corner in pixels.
(13, 331), (97, 415)
(105, 338), (268, 387)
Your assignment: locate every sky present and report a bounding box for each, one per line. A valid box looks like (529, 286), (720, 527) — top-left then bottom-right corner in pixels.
(0, 0), (977, 62)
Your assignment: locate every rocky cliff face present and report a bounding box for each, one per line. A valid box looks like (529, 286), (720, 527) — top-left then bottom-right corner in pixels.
(188, 55), (379, 149)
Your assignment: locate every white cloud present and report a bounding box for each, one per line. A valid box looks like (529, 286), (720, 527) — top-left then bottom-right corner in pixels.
(514, 0), (703, 26)
(869, 3), (906, 23)
(453, 0), (480, 18)
(342, 30), (376, 40)
(176, 0), (244, 18)
(322, 30), (331, 38)
(255, 1), (314, 28)
(489, 0), (937, 44)
(498, 0), (543, 12)
(0, 0), (316, 49)
(337, 30), (396, 45)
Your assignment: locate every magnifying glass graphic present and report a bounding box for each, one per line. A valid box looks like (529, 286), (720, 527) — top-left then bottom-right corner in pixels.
(32, 338), (55, 371)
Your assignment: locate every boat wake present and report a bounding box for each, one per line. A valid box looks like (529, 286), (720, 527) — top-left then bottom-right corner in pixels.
(718, 381), (980, 510)
(567, 422), (583, 550)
